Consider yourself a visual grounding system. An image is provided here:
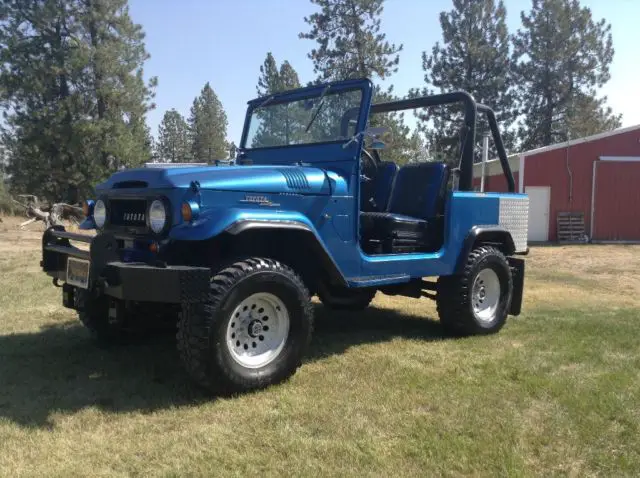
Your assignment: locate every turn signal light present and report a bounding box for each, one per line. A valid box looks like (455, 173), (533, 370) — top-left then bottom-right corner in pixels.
(149, 242), (159, 253)
(82, 200), (95, 217)
(181, 202), (193, 222)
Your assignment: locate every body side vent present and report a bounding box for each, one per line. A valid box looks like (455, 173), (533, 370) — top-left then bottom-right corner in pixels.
(278, 169), (310, 190)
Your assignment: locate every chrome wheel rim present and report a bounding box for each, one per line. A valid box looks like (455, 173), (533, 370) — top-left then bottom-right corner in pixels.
(472, 268), (501, 323)
(226, 292), (290, 369)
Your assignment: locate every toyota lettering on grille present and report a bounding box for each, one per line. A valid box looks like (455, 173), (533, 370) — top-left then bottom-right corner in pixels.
(123, 212), (145, 222)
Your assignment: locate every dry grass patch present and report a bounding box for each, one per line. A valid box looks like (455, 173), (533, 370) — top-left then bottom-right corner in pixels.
(0, 225), (639, 476)
(525, 245), (640, 308)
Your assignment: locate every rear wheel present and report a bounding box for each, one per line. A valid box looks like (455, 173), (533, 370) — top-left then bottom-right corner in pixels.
(317, 282), (376, 311)
(177, 257), (313, 394)
(436, 246), (513, 336)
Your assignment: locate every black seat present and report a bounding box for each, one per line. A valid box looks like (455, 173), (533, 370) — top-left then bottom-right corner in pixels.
(361, 162), (450, 254)
(360, 161), (399, 212)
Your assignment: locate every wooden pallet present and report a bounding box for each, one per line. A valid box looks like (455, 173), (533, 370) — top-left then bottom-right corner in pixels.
(557, 212), (586, 242)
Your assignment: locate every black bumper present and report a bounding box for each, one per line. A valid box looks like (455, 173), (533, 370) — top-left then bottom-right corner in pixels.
(41, 226), (210, 304)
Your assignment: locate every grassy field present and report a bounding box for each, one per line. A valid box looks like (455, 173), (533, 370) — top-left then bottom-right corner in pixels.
(1, 216), (639, 477)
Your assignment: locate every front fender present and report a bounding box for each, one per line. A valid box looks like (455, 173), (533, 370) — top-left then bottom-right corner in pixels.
(169, 207), (347, 286)
(169, 207), (319, 241)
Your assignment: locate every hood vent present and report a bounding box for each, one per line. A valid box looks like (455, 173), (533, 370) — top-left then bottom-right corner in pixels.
(279, 169), (310, 190)
(113, 180), (148, 189)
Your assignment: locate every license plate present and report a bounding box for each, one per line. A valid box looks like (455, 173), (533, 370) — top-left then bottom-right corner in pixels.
(66, 258), (90, 289)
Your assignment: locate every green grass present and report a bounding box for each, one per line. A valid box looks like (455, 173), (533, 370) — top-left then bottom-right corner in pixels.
(0, 231), (639, 476)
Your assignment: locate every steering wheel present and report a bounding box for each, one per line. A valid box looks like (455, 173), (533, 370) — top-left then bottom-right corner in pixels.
(361, 148), (380, 181)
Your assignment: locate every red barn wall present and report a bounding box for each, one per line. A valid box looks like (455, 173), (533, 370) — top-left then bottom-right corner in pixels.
(472, 172), (519, 193)
(475, 127), (640, 241)
(593, 161), (640, 241)
(525, 128), (640, 240)
(523, 148), (593, 241)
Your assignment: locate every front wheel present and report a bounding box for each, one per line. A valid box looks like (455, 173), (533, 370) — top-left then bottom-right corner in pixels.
(436, 246), (513, 336)
(177, 257), (313, 395)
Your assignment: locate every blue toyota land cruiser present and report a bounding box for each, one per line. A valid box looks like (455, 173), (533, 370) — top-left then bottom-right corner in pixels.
(41, 78), (528, 394)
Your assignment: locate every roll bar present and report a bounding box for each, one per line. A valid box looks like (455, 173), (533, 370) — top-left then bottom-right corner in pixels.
(350, 92), (515, 193)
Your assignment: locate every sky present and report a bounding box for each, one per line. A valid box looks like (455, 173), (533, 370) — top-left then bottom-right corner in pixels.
(129, 0), (640, 145)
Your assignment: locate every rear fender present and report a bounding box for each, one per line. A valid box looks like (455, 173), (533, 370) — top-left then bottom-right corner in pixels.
(455, 226), (516, 274)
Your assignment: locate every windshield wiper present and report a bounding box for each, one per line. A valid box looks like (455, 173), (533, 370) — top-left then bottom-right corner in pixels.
(304, 85), (331, 133)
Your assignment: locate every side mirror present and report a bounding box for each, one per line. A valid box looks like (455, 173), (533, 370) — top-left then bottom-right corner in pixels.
(363, 126), (392, 150)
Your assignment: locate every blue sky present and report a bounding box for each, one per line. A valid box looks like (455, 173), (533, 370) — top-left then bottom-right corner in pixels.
(129, 0), (640, 145)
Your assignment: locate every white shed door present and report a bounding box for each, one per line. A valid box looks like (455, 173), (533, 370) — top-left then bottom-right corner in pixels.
(526, 186), (550, 242)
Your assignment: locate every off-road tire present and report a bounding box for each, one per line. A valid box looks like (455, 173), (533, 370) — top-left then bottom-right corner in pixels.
(436, 246), (513, 336)
(317, 282), (376, 311)
(177, 257), (313, 395)
(75, 289), (129, 344)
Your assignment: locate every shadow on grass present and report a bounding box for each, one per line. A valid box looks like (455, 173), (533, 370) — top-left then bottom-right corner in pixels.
(0, 304), (445, 428)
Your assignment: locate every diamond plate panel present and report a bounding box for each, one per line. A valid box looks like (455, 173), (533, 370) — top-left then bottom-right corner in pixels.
(499, 197), (529, 252)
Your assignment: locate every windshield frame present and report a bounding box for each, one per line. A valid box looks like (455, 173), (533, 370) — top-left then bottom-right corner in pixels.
(239, 79), (373, 152)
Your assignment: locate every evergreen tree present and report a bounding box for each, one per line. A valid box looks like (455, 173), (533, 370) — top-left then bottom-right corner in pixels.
(369, 85), (415, 165)
(300, 0), (418, 164)
(299, 0), (401, 81)
(0, 0), (156, 202)
(257, 52), (280, 96)
(565, 92), (621, 140)
(188, 82), (229, 162)
(257, 53), (301, 96)
(279, 61), (301, 92)
(418, 0), (517, 161)
(513, 0), (620, 149)
(252, 53), (303, 147)
(406, 130), (430, 163)
(157, 109), (191, 163)
(228, 141), (237, 160)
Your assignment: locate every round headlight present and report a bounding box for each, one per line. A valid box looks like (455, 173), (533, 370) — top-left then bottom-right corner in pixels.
(148, 199), (168, 233)
(94, 199), (107, 228)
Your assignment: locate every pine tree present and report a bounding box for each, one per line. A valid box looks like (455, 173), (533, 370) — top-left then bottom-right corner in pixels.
(257, 53), (301, 96)
(228, 141), (237, 160)
(279, 61), (301, 92)
(256, 53), (280, 96)
(157, 109), (191, 163)
(256, 53), (301, 97)
(418, 0), (516, 163)
(0, 0), (156, 202)
(252, 53), (303, 148)
(299, 0), (401, 81)
(300, 0), (417, 163)
(513, 0), (620, 149)
(188, 82), (229, 162)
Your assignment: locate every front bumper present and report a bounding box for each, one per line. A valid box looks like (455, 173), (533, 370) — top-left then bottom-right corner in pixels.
(41, 226), (210, 304)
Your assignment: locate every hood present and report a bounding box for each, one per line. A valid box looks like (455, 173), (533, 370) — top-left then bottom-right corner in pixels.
(96, 165), (333, 195)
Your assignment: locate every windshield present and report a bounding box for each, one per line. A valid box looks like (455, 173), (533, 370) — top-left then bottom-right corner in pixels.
(243, 88), (363, 149)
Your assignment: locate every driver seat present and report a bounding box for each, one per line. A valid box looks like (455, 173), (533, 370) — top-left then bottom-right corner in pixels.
(360, 161), (399, 212)
(360, 162), (450, 253)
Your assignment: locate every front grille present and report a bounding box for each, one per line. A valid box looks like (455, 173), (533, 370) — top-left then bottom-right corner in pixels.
(109, 199), (148, 227)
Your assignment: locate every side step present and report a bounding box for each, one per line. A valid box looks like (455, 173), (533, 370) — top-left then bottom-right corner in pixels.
(346, 274), (411, 288)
